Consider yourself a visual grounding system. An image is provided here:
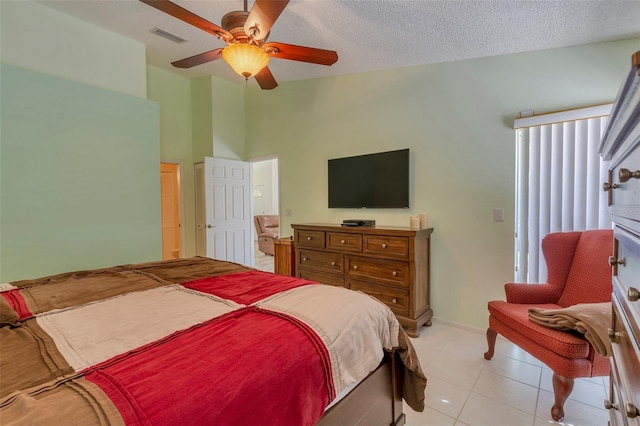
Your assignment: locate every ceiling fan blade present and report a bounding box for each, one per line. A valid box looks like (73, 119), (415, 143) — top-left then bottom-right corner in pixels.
(139, 0), (232, 41)
(263, 42), (338, 65)
(255, 67), (278, 90)
(171, 48), (224, 68)
(244, 0), (289, 41)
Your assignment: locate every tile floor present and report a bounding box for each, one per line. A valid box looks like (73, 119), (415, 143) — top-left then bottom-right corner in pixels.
(404, 321), (610, 426)
(253, 242), (610, 426)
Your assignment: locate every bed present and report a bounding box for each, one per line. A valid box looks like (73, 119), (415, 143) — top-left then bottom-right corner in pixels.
(0, 256), (426, 425)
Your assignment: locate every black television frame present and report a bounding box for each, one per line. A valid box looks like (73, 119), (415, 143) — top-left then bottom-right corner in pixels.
(327, 149), (410, 209)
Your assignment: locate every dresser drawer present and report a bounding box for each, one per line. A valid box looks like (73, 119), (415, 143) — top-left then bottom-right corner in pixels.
(611, 296), (640, 425)
(363, 235), (409, 258)
(298, 249), (343, 274)
(296, 230), (325, 249)
(327, 232), (363, 252)
(298, 269), (345, 287)
(349, 279), (409, 316)
(346, 256), (409, 288)
(613, 227), (640, 330)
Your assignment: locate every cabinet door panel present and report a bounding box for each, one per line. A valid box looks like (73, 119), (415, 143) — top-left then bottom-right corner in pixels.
(347, 256), (409, 287)
(349, 280), (409, 315)
(363, 235), (409, 258)
(298, 249), (344, 274)
(327, 232), (363, 252)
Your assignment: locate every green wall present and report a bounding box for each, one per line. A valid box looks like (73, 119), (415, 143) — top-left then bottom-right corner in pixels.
(0, 63), (161, 281)
(244, 38), (640, 328)
(147, 65), (197, 258)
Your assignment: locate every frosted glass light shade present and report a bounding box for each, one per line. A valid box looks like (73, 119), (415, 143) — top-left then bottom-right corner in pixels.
(222, 44), (270, 79)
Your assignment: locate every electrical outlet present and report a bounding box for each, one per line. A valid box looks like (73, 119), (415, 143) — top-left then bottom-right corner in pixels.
(493, 208), (504, 222)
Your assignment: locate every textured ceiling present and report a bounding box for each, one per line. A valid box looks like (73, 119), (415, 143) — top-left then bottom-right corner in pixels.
(36, 0), (640, 88)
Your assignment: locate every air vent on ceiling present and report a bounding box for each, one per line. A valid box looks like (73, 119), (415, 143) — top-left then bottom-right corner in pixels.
(150, 27), (187, 44)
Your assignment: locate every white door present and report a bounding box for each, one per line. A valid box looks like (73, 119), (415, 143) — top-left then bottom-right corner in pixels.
(203, 157), (253, 266)
(194, 162), (206, 256)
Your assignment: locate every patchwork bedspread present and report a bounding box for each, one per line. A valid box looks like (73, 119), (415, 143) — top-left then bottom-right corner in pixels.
(0, 257), (426, 425)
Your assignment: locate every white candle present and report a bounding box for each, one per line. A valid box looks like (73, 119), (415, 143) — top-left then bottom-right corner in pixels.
(409, 215), (419, 229)
(419, 213), (428, 228)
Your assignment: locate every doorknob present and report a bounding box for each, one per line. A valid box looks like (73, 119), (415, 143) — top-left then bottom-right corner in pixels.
(207, 224), (215, 228)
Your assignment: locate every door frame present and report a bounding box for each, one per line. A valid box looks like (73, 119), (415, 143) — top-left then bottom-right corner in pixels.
(160, 160), (184, 259)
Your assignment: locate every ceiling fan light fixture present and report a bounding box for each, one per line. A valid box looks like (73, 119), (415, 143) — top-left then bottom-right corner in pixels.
(222, 44), (270, 79)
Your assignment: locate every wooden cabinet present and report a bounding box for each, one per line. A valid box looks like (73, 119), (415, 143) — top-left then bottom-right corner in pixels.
(599, 50), (640, 426)
(274, 237), (295, 276)
(292, 223), (433, 337)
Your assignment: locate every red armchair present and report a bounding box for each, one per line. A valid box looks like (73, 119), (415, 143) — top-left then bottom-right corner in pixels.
(484, 229), (613, 422)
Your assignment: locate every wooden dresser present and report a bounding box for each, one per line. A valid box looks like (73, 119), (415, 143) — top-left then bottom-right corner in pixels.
(599, 50), (640, 426)
(291, 223), (433, 337)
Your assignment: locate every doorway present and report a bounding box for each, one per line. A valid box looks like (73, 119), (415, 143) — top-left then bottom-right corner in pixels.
(160, 162), (181, 260)
(251, 157), (279, 272)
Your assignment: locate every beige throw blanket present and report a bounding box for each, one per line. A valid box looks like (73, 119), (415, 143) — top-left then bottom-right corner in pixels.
(528, 302), (612, 357)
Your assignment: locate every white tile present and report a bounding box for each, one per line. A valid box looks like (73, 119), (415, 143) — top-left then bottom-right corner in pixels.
(535, 389), (609, 426)
(458, 393), (535, 426)
(404, 404), (457, 426)
(423, 376), (471, 418)
(423, 344), (486, 389)
(483, 353), (542, 388)
(473, 370), (539, 414)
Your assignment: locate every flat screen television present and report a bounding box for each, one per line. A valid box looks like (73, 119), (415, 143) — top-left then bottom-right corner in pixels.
(328, 149), (410, 208)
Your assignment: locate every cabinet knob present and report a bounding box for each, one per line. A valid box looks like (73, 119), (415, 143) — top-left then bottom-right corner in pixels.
(340, 239), (346, 244)
(392, 271), (398, 276)
(609, 256), (626, 266)
(626, 402), (639, 418)
(629, 287), (640, 302)
(302, 257), (308, 261)
(604, 399), (619, 410)
(619, 168), (640, 182)
(392, 298), (397, 304)
(307, 236), (312, 241)
(603, 182), (620, 191)
(353, 265), (359, 270)
(331, 261), (336, 266)
(608, 327), (623, 341)
(381, 243), (387, 248)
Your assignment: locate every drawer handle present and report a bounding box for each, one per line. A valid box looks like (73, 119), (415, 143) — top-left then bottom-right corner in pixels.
(392, 298), (397, 304)
(341, 239), (346, 244)
(381, 243), (387, 248)
(608, 327), (623, 341)
(603, 182), (619, 191)
(629, 287), (640, 302)
(302, 257), (308, 261)
(604, 399), (619, 410)
(307, 236), (312, 241)
(619, 168), (640, 182)
(331, 261), (336, 266)
(392, 271), (398, 276)
(626, 402), (639, 419)
(609, 256), (626, 266)
(353, 265), (358, 270)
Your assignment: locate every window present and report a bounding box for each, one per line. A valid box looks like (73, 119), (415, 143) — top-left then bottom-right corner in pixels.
(513, 105), (612, 283)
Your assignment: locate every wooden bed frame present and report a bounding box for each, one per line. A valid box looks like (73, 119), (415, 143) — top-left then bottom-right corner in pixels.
(318, 351), (405, 426)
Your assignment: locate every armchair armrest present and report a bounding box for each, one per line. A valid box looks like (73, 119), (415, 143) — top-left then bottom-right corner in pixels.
(504, 283), (562, 304)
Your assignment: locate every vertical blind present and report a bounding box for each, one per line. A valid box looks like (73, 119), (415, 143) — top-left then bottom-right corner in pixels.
(513, 104), (612, 283)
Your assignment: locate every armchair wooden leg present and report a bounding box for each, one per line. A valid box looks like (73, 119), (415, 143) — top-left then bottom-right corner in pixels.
(551, 373), (574, 422)
(484, 328), (497, 360)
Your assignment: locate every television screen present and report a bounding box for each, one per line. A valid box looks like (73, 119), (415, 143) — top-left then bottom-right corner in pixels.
(328, 149), (410, 208)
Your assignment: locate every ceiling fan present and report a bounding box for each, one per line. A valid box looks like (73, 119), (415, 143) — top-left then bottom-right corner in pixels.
(140, 0), (339, 90)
